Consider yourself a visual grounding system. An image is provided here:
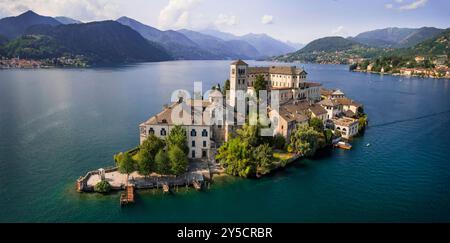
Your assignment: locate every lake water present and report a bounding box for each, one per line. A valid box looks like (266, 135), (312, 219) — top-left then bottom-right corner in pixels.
(0, 60), (449, 222)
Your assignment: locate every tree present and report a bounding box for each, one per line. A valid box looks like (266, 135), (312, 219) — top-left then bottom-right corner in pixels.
(309, 118), (324, 132)
(253, 75), (267, 99)
(168, 146), (188, 176)
(253, 144), (275, 175)
(117, 152), (135, 184)
(324, 129), (334, 145)
(155, 149), (171, 175)
(94, 180), (111, 193)
(290, 125), (321, 157)
(167, 125), (188, 154)
(272, 134), (286, 150)
(136, 134), (165, 175)
(216, 138), (256, 178)
(358, 114), (368, 133)
(236, 124), (260, 147)
(222, 79), (230, 95)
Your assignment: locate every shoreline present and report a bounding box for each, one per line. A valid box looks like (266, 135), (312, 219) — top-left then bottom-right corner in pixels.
(351, 69), (450, 79)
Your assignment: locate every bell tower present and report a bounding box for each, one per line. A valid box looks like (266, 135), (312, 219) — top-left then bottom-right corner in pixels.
(229, 60), (248, 107)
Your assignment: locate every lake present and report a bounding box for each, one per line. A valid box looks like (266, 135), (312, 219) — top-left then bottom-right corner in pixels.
(0, 60), (449, 222)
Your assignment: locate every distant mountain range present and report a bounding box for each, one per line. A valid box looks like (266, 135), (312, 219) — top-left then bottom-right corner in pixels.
(273, 27), (449, 65)
(350, 27), (445, 48)
(0, 11), (297, 64)
(273, 36), (380, 64)
(0, 10), (61, 39)
(0, 11), (448, 66)
(1, 15), (171, 64)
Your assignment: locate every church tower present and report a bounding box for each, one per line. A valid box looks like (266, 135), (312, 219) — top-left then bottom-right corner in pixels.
(229, 60), (248, 107)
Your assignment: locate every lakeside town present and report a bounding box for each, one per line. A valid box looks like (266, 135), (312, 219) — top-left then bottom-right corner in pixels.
(76, 60), (368, 205)
(351, 55), (450, 79)
(0, 56), (88, 69)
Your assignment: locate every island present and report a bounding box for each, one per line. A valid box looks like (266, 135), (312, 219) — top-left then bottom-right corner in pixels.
(76, 60), (368, 205)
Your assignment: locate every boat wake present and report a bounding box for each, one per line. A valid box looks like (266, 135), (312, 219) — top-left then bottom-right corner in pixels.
(370, 110), (450, 129)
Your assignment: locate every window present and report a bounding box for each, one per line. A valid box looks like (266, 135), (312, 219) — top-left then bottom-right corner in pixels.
(191, 129), (197, 137)
(149, 128), (155, 135)
(203, 141), (207, 148)
(232, 68), (235, 75)
(160, 128), (167, 136)
(192, 141), (196, 147)
(192, 150), (196, 158)
(202, 129), (208, 137)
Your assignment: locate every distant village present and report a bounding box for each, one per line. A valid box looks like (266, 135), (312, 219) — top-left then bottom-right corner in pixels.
(0, 56), (88, 69)
(352, 55), (450, 79)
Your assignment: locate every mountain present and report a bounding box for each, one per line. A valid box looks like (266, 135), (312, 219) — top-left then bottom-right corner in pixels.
(0, 10), (61, 39)
(406, 28), (450, 57)
(352, 27), (445, 48)
(199, 29), (238, 41)
(299, 36), (365, 53)
(272, 36), (380, 64)
(239, 33), (295, 57)
(199, 29), (295, 57)
(178, 29), (261, 59)
(0, 35), (8, 46)
(2, 20), (172, 64)
(55, 16), (82, 25)
(116, 16), (218, 60)
(352, 29), (450, 75)
(285, 41), (305, 51)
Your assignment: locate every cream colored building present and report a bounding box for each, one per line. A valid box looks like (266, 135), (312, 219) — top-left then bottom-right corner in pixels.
(319, 98), (343, 120)
(139, 100), (214, 160)
(332, 117), (359, 139)
(229, 60), (321, 105)
(269, 100), (327, 139)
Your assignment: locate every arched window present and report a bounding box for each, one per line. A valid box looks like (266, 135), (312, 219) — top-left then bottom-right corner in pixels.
(191, 129), (197, 137)
(149, 128), (155, 135)
(160, 128), (167, 136)
(202, 129), (208, 137)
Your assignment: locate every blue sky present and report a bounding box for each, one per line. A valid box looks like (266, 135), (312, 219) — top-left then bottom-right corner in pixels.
(0, 0), (448, 43)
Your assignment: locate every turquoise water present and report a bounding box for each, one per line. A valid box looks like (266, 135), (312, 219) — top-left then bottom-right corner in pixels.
(0, 61), (449, 222)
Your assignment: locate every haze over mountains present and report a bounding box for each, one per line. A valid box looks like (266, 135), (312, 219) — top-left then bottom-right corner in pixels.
(0, 11), (297, 64)
(0, 10), (447, 66)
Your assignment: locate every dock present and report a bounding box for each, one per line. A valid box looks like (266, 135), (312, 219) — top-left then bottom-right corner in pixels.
(162, 183), (170, 193)
(192, 180), (202, 191)
(120, 185), (135, 206)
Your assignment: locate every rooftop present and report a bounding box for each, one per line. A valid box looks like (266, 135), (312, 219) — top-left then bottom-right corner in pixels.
(231, 59), (248, 66)
(335, 98), (362, 107)
(319, 98), (340, 107)
(248, 66), (307, 76)
(333, 117), (358, 127)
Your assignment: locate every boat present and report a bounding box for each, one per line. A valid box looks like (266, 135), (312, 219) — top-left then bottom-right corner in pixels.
(335, 141), (352, 150)
(366, 143), (371, 147)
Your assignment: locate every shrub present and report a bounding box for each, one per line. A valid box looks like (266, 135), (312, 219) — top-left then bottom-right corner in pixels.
(94, 180), (111, 193)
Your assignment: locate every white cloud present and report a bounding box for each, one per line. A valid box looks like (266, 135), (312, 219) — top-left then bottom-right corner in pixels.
(0, 0), (119, 21)
(331, 25), (347, 36)
(399, 0), (428, 10)
(158, 0), (202, 29)
(261, 15), (274, 25)
(215, 14), (237, 27)
(385, 0), (428, 10)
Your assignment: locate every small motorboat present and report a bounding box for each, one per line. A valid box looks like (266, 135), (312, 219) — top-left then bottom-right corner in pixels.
(366, 143), (371, 147)
(335, 141), (352, 150)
